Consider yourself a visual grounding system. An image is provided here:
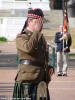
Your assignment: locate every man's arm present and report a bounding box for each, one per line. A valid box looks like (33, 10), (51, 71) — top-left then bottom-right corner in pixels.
(16, 32), (42, 53)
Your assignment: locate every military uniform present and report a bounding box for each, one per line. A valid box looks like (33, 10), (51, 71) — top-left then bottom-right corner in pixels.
(13, 8), (51, 100)
(15, 29), (49, 82)
(13, 29), (50, 100)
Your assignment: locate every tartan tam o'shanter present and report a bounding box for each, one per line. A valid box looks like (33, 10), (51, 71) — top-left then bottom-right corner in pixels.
(27, 8), (44, 19)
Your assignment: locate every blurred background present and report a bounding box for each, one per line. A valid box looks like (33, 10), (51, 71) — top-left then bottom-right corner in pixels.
(0, 1), (75, 99)
(0, 0), (75, 48)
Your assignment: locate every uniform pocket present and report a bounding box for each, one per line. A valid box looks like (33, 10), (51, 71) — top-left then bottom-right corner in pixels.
(16, 64), (41, 82)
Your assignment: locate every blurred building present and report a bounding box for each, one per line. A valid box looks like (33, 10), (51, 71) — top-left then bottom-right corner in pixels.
(0, 0), (75, 41)
(0, 0), (50, 40)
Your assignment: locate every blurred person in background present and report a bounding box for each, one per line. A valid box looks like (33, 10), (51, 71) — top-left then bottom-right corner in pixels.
(55, 25), (72, 76)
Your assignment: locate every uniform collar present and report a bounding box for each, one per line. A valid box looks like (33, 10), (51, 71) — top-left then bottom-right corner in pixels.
(23, 29), (33, 36)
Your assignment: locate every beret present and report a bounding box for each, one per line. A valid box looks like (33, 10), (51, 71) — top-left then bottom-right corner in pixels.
(28, 8), (44, 19)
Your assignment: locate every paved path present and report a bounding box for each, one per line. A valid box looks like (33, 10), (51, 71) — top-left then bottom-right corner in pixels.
(0, 68), (75, 100)
(0, 42), (17, 55)
(0, 68), (17, 99)
(0, 42), (75, 68)
(49, 69), (75, 100)
(0, 42), (18, 69)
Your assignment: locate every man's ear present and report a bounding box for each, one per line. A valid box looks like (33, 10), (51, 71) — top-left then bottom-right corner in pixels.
(27, 19), (30, 25)
(28, 19), (33, 26)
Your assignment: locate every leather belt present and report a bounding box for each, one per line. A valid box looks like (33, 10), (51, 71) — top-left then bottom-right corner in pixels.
(19, 60), (44, 67)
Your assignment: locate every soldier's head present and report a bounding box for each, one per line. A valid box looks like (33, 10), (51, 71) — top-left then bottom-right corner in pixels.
(21, 8), (44, 33)
(27, 8), (44, 32)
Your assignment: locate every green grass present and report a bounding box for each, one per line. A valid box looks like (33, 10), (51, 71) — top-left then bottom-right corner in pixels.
(0, 41), (6, 43)
(0, 37), (8, 43)
(54, 53), (75, 57)
(70, 29), (75, 49)
(69, 53), (75, 57)
(0, 50), (2, 53)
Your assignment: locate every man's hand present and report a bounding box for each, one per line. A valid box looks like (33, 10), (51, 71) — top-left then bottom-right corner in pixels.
(16, 33), (22, 37)
(59, 36), (66, 41)
(48, 66), (55, 77)
(63, 47), (68, 52)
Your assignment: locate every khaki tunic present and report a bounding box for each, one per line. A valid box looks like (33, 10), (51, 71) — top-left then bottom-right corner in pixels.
(15, 29), (49, 83)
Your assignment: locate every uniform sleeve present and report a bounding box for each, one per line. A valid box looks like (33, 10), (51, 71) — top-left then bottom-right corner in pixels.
(42, 36), (49, 63)
(16, 32), (42, 53)
(55, 33), (62, 43)
(67, 35), (72, 47)
(38, 35), (48, 62)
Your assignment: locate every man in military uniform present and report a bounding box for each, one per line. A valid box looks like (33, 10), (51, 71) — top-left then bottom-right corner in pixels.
(13, 8), (54, 100)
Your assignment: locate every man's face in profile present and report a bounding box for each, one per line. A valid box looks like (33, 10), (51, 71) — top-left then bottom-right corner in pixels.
(59, 25), (63, 32)
(29, 17), (43, 32)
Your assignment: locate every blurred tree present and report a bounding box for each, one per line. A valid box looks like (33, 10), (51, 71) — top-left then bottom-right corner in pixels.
(49, 0), (55, 9)
(49, 0), (69, 9)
